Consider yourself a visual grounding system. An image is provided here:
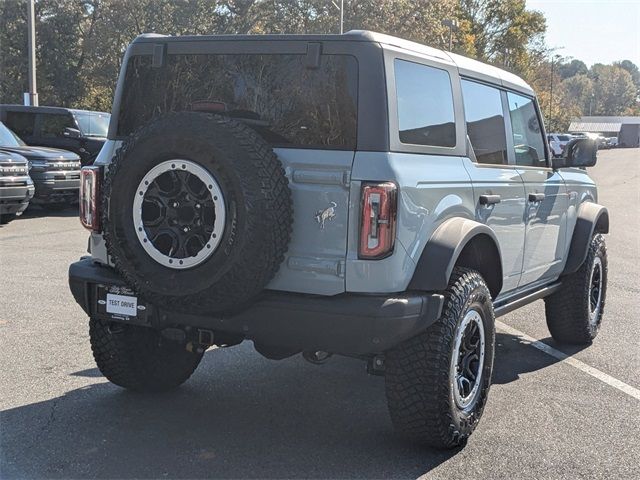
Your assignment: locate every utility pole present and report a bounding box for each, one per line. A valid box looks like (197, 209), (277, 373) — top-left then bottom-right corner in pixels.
(25, 0), (38, 106)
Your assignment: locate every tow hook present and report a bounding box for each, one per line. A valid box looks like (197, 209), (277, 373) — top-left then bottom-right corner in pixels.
(303, 350), (333, 365)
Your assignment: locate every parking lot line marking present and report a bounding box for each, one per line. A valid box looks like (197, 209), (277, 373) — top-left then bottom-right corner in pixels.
(496, 320), (640, 402)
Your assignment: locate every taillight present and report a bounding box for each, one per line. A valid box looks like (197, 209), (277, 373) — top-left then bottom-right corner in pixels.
(359, 182), (397, 259)
(80, 166), (102, 231)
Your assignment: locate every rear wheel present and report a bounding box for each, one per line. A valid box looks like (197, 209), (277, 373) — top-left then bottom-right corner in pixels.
(89, 318), (204, 392)
(545, 233), (607, 344)
(385, 268), (495, 449)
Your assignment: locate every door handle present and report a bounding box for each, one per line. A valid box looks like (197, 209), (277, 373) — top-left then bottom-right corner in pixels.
(528, 193), (546, 202)
(479, 194), (501, 206)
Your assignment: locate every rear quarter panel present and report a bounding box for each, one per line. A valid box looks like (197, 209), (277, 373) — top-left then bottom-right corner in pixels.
(347, 151), (475, 293)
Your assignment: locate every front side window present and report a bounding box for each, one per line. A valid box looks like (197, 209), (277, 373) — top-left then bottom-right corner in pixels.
(5, 112), (35, 137)
(461, 80), (507, 165)
(507, 92), (547, 167)
(40, 114), (75, 138)
(75, 113), (110, 138)
(394, 59), (456, 147)
(118, 53), (358, 149)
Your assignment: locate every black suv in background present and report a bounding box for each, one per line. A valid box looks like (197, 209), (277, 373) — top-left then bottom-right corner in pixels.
(0, 150), (34, 224)
(0, 105), (110, 165)
(0, 121), (80, 208)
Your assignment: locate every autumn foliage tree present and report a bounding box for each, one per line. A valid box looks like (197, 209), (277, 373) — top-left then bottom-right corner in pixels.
(0, 0), (638, 127)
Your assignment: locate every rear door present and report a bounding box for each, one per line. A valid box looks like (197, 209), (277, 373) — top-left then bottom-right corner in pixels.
(506, 92), (568, 286)
(460, 79), (527, 294)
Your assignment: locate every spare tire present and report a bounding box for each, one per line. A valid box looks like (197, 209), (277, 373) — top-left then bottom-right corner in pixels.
(102, 112), (292, 313)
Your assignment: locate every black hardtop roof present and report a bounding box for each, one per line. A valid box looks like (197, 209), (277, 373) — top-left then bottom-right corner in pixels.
(129, 29), (533, 95)
(0, 105), (110, 116)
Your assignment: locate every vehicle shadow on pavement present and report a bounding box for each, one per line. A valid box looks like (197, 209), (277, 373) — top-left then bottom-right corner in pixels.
(493, 332), (588, 385)
(0, 332), (582, 479)
(21, 205), (79, 219)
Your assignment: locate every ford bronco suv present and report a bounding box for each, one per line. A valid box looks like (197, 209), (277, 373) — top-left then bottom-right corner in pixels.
(0, 150), (34, 224)
(68, 31), (609, 449)
(0, 121), (81, 208)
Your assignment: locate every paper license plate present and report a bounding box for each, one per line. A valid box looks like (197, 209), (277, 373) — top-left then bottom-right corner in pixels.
(106, 293), (138, 317)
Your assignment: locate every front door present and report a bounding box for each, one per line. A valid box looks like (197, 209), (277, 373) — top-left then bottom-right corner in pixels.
(461, 80), (527, 294)
(505, 92), (568, 286)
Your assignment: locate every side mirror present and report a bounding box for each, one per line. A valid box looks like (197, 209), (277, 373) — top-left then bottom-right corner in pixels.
(554, 138), (597, 168)
(63, 127), (82, 138)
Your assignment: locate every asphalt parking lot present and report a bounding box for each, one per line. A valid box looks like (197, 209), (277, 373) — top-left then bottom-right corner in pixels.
(1, 148), (639, 479)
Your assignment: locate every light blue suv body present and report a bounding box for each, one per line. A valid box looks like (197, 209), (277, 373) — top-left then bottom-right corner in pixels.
(69, 31), (609, 449)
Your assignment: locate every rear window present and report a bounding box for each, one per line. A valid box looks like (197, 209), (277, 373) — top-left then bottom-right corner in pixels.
(557, 135), (571, 141)
(117, 53), (358, 149)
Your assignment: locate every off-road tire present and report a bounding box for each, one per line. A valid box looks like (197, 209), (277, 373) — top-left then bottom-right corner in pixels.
(89, 318), (203, 392)
(102, 112), (292, 314)
(545, 233), (607, 344)
(385, 267), (495, 449)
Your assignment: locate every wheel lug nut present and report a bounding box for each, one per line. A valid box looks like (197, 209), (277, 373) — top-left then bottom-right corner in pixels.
(195, 204), (201, 209)
(183, 227), (188, 233)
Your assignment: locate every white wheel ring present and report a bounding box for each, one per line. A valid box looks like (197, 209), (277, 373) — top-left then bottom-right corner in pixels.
(132, 159), (226, 269)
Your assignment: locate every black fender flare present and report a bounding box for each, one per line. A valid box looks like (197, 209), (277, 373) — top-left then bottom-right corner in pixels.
(408, 217), (503, 298)
(563, 202), (609, 275)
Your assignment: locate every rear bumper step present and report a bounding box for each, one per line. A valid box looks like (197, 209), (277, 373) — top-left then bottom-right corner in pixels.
(69, 257), (444, 356)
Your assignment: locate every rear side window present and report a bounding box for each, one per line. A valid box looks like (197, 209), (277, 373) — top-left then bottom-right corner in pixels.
(5, 112), (35, 137)
(507, 92), (546, 167)
(117, 54), (358, 149)
(461, 80), (507, 165)
(394, 59), (455, 147)
(40, 113), (75, 138)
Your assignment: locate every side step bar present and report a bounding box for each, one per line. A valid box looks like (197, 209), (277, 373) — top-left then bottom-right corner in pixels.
(494, 282), (562, 318)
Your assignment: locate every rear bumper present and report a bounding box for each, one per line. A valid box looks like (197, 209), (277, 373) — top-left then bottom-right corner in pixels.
(69, 257), (444, 355)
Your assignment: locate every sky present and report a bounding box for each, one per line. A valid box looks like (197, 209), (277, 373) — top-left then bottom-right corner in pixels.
(527, 0), (640, 66)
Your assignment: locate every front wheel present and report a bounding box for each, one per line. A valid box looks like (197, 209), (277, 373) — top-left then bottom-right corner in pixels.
(545, 233), (607, 344)
(384, 267), (495, 449)
(89, 319), (204, 392)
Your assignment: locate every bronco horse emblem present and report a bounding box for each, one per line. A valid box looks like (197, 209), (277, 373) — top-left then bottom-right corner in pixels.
(315, 202), (337, 229)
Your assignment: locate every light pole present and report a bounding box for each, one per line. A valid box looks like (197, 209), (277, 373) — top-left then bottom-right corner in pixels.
(331, 0), (344, 34)
(549, 53), (561, 129)
(25, 0), (38, 106)
(442, 19), (459, 51)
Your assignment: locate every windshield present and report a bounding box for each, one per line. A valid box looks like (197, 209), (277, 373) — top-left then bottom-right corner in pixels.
(0, 122), (26, 147)
(74, 112), (110, 137)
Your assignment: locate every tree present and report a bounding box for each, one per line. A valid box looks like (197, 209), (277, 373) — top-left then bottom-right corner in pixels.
(589, 64), (636, 115)
(458, 0), (546, 76)
(561, 74), (594, 114)
(557, 59), (588, 80)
